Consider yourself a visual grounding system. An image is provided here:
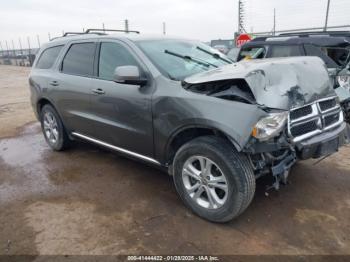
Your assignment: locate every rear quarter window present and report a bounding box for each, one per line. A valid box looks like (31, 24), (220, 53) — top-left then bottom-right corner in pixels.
(304, 44), (338, 68)
(61, 42), (96, 76)
(35, 45), (63, 69)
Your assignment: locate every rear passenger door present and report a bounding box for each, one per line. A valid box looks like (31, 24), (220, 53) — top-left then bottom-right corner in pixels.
(54, 40), (97, 136)
(89, 40), (154, 157)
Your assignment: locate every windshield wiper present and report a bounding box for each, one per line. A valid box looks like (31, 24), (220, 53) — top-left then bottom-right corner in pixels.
(164, 49), (218, 68)
(196, 46), (233, 64)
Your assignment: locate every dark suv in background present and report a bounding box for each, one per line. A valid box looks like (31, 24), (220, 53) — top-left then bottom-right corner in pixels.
(238, 31), (350, 121)
(29, 29), (349, 222)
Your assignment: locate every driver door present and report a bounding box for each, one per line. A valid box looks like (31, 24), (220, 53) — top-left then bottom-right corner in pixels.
(89, 41), (154, 157)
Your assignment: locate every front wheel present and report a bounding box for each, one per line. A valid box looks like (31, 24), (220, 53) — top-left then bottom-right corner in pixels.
(173, 136), (256, 223)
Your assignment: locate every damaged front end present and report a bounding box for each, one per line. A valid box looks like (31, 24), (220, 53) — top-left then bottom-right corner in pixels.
(183, 57), (350, 190)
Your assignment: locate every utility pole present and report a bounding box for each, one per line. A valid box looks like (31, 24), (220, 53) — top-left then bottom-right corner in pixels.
(27, 37), (32, 66)
(12, 40), (16, 54)
(125, 19), (129, 33)
(19, 38), (24, 66)
(273, 8), (276, 36)
(324, 0), (331, 31)
(48, 33), (51, 41)
(11, 40), (18, 65)
(36, 35), (40, 48)
(0, 41), (3, 57)
(5, 40), (10, 57)
(238, 0), (245, 34)
(102, 23), (105, 33)
(162, 22), (166, 35)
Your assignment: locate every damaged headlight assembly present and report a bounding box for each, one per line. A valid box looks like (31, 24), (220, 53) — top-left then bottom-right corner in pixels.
(251, 112), (288, 141)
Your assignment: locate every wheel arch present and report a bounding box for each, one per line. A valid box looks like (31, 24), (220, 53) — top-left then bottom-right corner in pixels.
(36, 97), (69, 132)
(164, 125), (240, 169)
(37, 97), (56, 115)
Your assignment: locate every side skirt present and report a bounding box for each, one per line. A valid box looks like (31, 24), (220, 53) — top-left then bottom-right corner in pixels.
(71, 132), (161, 166)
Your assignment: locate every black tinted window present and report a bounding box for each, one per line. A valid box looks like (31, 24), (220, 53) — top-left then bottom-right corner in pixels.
(269, 45), (301, 57)
(322, 47), (350, 67)
(304, 44), (338, 68)
(99, 42), (138, 80)
(36, 45), (63, 69)
(62, 43), (95, 76)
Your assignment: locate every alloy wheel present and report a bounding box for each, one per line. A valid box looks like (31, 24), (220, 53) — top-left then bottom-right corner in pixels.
(182, 156), (228, 209)
(43, 111), (59, 145)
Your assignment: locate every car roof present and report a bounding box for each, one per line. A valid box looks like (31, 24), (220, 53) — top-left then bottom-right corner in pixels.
(244, 33), (350, 48)
(44, 33), (195, 48)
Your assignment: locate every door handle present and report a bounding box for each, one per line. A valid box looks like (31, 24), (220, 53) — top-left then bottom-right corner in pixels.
(49, 80), (59, 86)
(92, 88), (105, 95)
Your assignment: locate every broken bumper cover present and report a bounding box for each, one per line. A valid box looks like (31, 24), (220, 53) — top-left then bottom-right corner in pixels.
(295, 122), (350, 160)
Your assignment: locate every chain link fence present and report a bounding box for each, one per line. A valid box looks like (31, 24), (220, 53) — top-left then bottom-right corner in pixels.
(0, 48), (39, 67)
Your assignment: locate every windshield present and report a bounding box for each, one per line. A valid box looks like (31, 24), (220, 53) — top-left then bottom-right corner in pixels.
(136, 39), (231, 80)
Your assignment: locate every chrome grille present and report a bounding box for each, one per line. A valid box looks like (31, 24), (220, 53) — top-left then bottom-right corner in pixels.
(290, 106), (313, 120)
(290, 120), (318, 137)
(324, 112), (340, 127)
(319, 99), (337, 111)
(288, 97), (343, 142)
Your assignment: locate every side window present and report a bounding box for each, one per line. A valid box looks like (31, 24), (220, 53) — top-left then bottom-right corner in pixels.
(321, 47), (350, 67)
(35, 45), (63, 69)
(304, 44), (338, 68)
(269, 45), (301, 57)
(98, 42), (139, 81)
(62, 43), (95, 76)
(237, 47), (266, 61)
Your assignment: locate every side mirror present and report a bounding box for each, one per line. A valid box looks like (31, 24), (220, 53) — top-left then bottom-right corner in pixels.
(113, 65), (147, 86)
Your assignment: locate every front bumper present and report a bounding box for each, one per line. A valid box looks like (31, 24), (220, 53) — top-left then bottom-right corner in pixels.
(295, 122), (350, 160)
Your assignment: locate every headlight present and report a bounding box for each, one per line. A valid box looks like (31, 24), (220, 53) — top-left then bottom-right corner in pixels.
(251, 112), (288, 141)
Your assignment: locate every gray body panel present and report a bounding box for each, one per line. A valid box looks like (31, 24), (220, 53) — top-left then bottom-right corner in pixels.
(89, 77), (154, 157)
(29, 35), (337, 166)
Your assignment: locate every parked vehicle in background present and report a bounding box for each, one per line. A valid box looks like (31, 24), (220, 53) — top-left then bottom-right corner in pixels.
(29, 30), (349, 222)
(227, 47), (240, 62)
(237, 31), (350, 122)
(213, 44), (229, 54)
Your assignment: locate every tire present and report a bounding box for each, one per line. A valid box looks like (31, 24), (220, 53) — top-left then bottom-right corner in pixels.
(40, 104), (70, 151)
(173, 136), (256, 223)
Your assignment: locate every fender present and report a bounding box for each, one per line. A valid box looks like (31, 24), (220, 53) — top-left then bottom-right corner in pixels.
(160, 122), (242, 166)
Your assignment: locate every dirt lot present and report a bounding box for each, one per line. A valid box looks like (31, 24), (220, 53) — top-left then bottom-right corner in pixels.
(1, 65), (350, 256)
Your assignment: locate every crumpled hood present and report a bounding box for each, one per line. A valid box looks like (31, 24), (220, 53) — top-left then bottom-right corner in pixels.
(184, 57), (335, 110)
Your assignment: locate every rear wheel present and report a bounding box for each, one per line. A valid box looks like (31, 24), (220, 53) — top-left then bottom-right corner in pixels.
(173, 136), (256, 222)
(40, 104), (70, 151)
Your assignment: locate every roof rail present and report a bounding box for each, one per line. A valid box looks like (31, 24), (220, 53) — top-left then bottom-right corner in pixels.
(85, 28), (140, 34)
(50, 28), (140, 41)
(279, 31), (350, 37)
(63, 32), (86, 37)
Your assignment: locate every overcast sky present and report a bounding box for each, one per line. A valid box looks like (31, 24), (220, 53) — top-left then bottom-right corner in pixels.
(0, 0), (349, 49)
